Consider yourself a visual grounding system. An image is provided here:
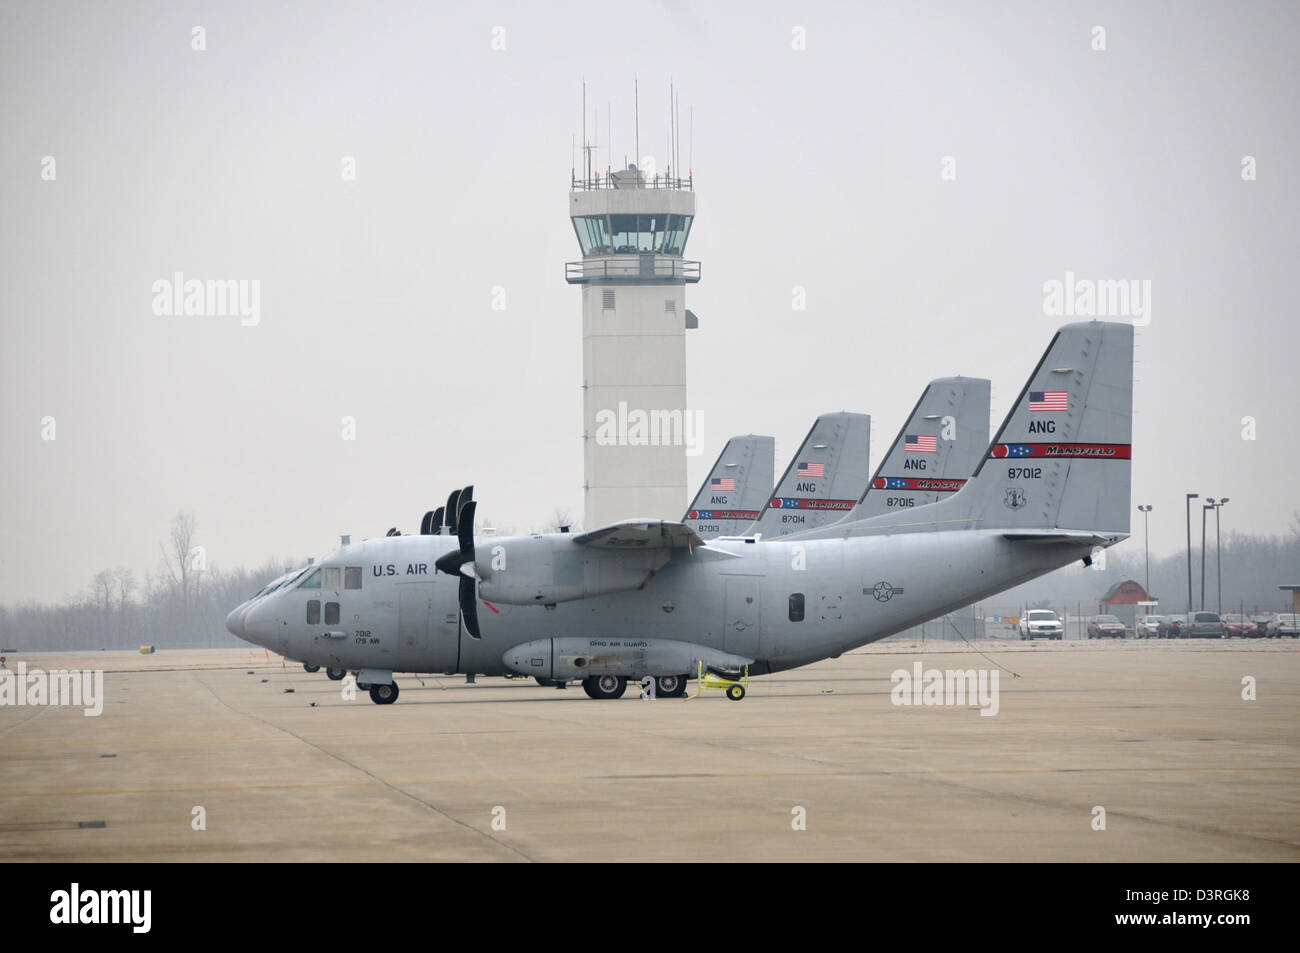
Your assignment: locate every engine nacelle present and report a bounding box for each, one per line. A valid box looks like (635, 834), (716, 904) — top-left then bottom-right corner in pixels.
(476, 535), (669, 606)
(502, 637), (753, 681)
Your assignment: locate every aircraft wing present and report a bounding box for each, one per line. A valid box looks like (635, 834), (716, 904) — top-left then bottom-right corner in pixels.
(573, 520), (704, 551)
(1001, 529), (1127, 545)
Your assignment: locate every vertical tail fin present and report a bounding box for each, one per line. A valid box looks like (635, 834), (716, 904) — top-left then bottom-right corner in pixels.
(747, 412), (871, 538)
(959, 321), (1133, 534)
(848, 377), (991, 521)
(683, 435), (775, 538)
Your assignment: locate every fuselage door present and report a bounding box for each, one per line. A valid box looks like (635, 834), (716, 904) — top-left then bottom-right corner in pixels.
(723, 577), (762, 658)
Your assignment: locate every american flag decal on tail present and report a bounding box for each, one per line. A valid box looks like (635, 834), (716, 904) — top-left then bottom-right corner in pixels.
(1029, 390), (1068, 412)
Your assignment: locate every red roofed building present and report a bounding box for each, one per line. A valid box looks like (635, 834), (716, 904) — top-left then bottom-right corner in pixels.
(1097, 579), (1155, 632)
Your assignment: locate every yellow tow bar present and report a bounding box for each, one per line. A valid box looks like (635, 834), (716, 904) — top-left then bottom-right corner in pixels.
(689, 660), (749, 701)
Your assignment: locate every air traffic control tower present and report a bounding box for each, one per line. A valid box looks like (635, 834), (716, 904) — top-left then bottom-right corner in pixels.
(567, 166), (699, 528)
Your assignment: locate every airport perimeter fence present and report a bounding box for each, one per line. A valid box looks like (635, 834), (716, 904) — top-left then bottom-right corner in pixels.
(884, 606), (1117, 642)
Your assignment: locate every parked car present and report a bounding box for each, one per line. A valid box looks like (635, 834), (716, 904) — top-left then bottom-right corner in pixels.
(1157, 614), (1187, 638)
(1136, 615), (1164, 638)
(1183, 611), (1226, 638)
(1020, 609), (1064, 640)
(1221, 613), (1253, 638)
(1250, 614), (1275, 637)
(1087, 614), (1127, 638)
(1265, 614), (1299, 638)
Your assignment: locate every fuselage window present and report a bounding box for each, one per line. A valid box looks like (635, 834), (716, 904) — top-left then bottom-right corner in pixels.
(344, 567), (362, 590)
(323, 567), (341, 590)
(324, 602), (340, 625)
(300, 569), (322, 589)
(306, 600), (321, 625)
(789, 593), (805, 622)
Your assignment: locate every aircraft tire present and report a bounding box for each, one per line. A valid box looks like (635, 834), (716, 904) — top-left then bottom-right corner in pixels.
(369, 682), (399, 705)
(583, 675), (627, 700)
(326, 667), (346, 681)
(655, 674), (688, 698)
(303, 663), (320, 673)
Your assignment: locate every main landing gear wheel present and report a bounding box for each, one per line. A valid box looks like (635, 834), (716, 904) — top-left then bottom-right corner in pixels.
(369, 682), (399, 705)
(655, 674), (688, 698)
(302, 662), (320, 673)
(326, 667), (346, 681)
(582, 675), (627, 700)
(726, 683), (746, 701)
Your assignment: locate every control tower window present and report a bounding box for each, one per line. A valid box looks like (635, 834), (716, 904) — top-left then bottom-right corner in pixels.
(662, 215), (693, 255)
(609, 214), (639, 254)
(574, 215), (613, 256)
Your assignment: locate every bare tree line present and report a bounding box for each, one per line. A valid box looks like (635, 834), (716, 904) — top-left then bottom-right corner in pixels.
(0, 513), (302, 652)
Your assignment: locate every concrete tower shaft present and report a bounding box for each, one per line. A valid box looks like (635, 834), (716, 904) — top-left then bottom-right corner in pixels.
(567, 167), (699, 528)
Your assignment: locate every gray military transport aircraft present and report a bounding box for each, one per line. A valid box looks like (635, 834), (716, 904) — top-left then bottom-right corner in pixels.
(227, 321), (1132, 704)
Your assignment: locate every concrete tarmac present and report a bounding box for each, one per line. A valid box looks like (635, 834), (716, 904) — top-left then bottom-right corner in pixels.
(1, 639), (1297, 862)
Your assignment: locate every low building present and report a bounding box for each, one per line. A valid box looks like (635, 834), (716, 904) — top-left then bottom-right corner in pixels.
(1097, 579), (1154, 631)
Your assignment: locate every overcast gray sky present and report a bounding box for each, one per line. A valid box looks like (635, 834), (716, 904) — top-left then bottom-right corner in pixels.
(2, 0), (1297, 604)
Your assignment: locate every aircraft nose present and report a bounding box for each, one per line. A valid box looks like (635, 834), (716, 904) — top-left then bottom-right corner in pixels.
(225, 605), (247, 639)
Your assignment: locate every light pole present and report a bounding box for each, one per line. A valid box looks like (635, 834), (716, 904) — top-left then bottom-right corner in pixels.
(1211, 498), (1229, 615)
(1138, 505), (1153, 596)
(1201, 501), (1213, 611)
(1185, 493), (1199, 616)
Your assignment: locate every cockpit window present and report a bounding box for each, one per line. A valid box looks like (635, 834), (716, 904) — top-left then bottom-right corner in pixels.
(323, 567), (341, 590)
(299, 569), (322, 590)
(345, 567), (362, 590)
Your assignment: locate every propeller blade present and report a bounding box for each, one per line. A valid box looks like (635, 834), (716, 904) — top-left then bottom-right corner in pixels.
(445, 489), (462, 534)
(457, 485), (474, 522)
(385, 527), (400, 537)
(459, 576), (480, 639)
(457, 500), (479, 639)
(419, 510), (434, 535)
(430, 506), (445, 536)
(458, 499), (476, 559)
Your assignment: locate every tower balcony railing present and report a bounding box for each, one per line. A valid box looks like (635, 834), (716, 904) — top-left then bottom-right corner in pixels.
(571, 171), (693, 191)
(566, 257), (701, 283)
